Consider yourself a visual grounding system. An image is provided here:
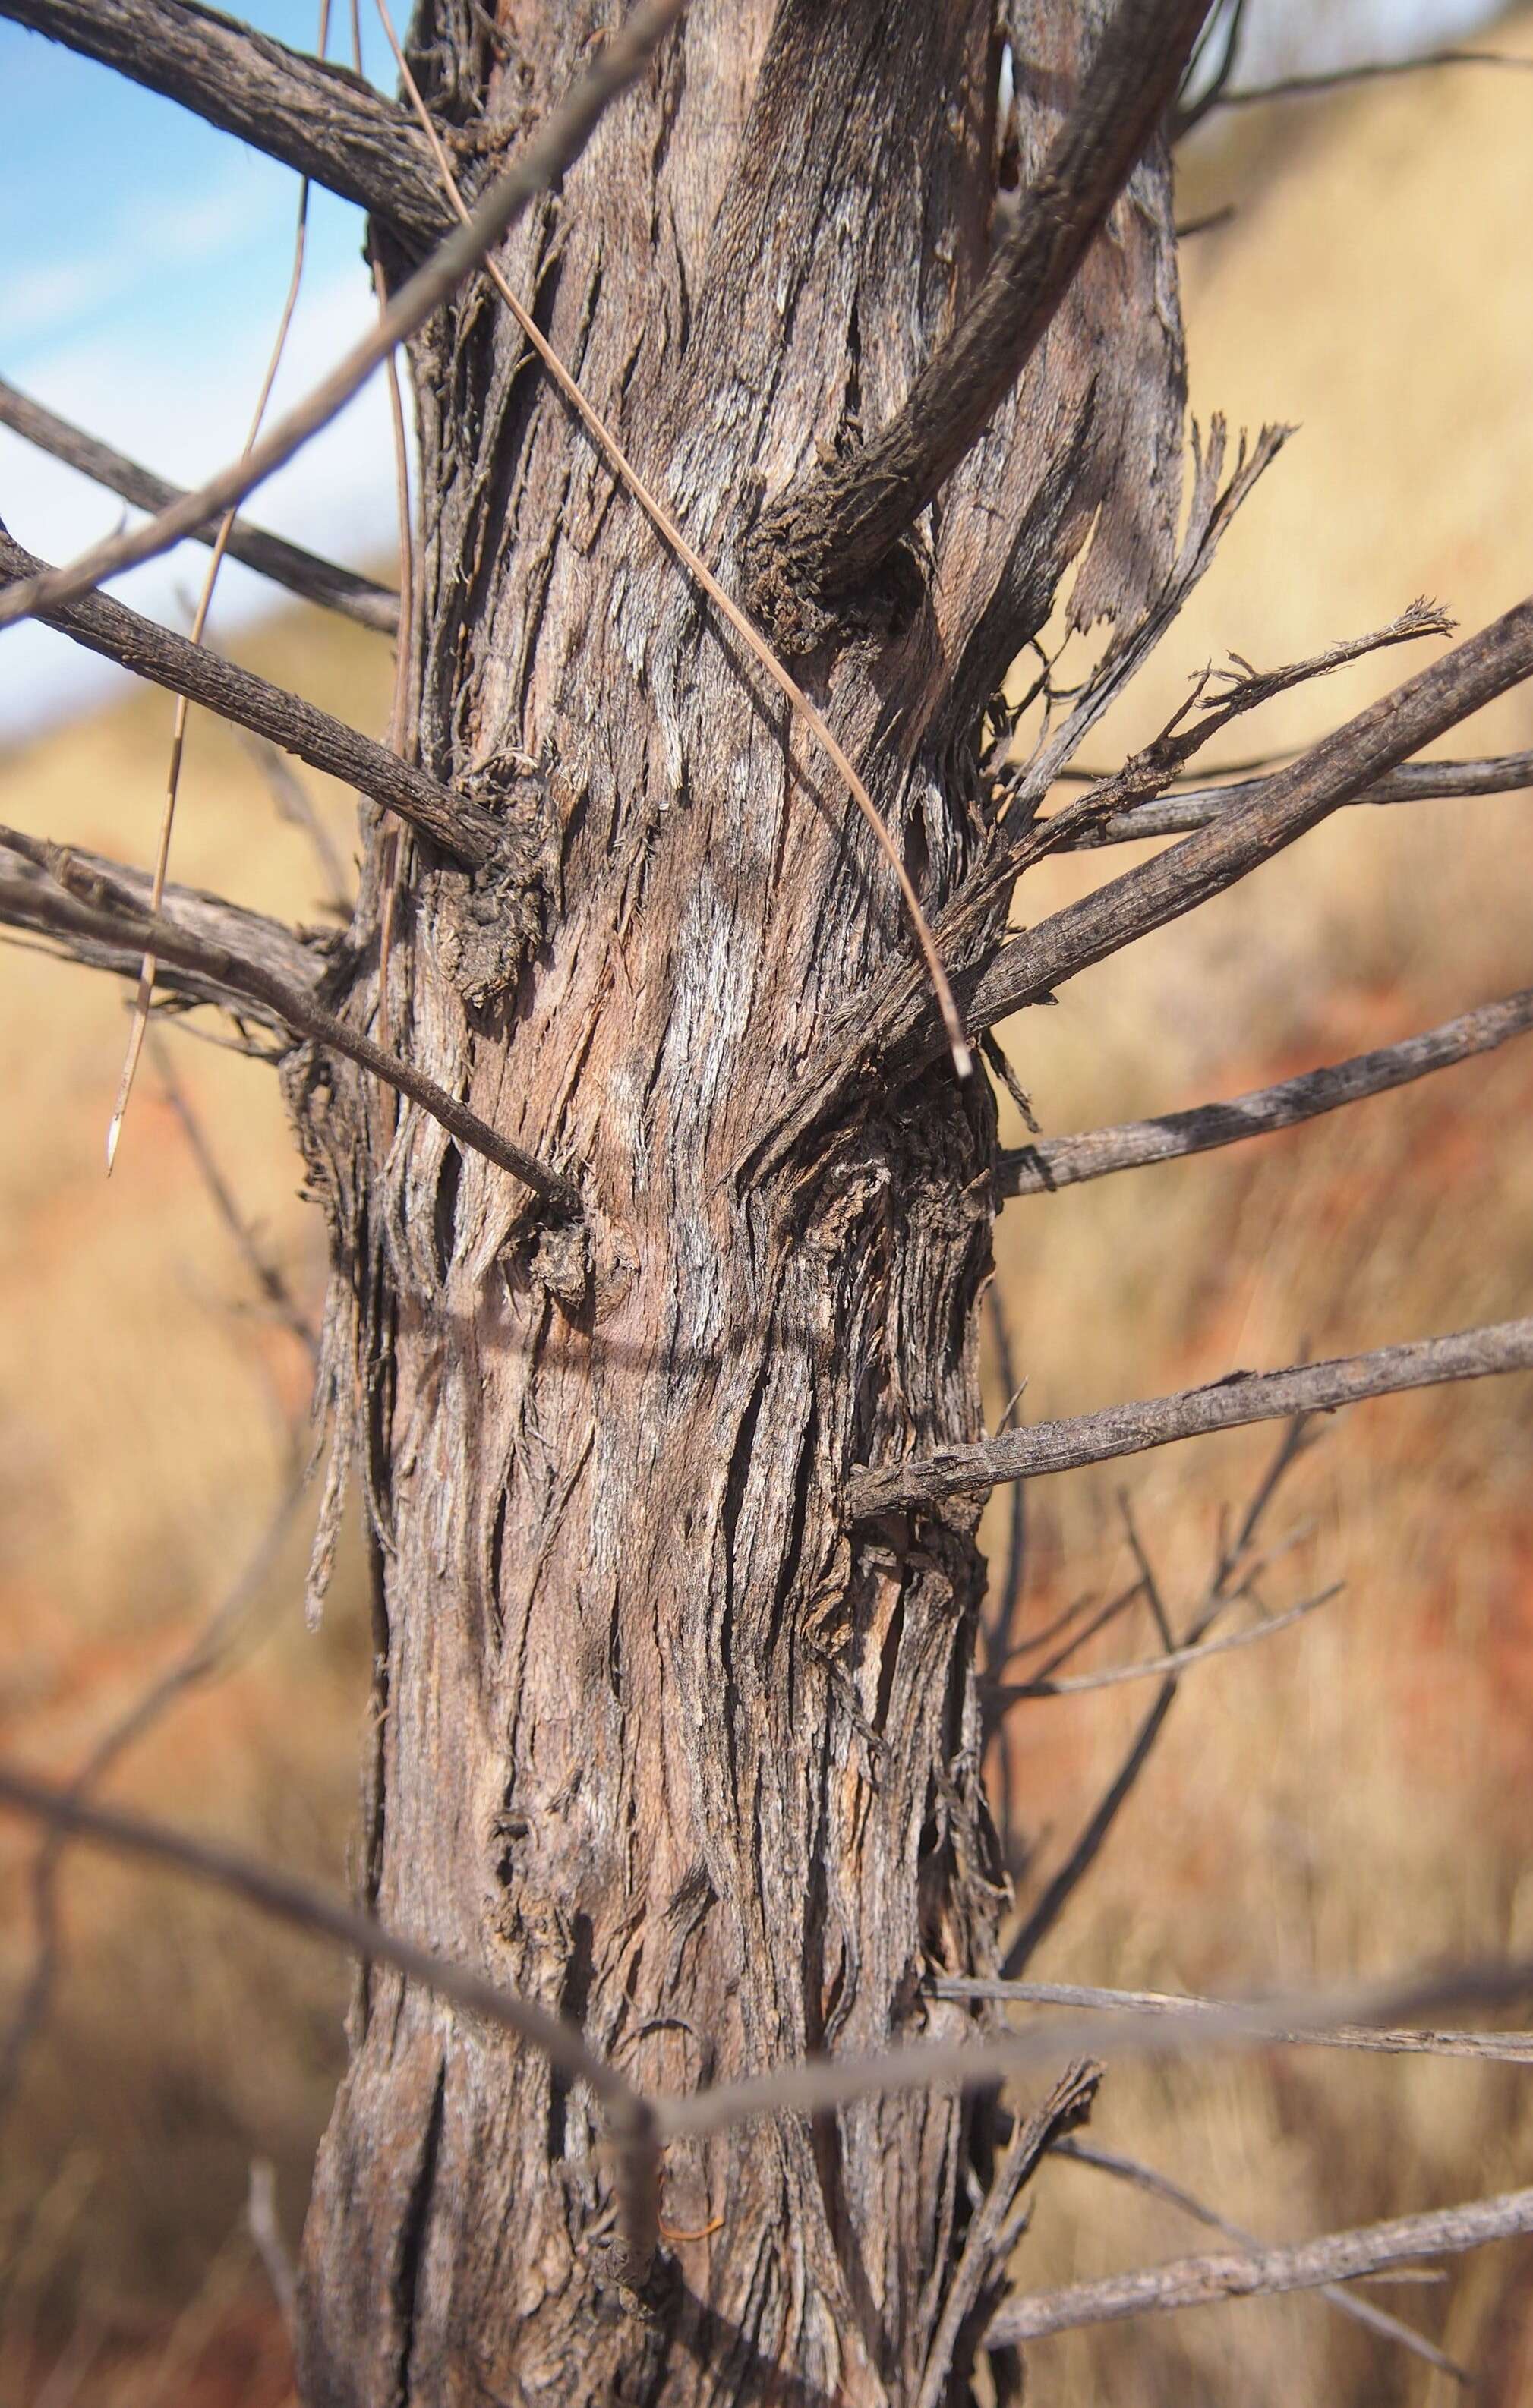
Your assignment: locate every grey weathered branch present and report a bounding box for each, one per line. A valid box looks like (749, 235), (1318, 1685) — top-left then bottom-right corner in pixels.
(1000, 988), (1533, 1197)
(0, 532), (499, 865)
(1059, 746), (1533, 847)
(0, 0), (449, 247)
(0, 0), (689, 632)
(0, 1757), (661, 2281)
(1052, 2137), (1465, 2381)
(0, 377), (399, 633)
(8, 1748), (1533, 2282)
(847, 1319), (1533, 1518)
(0, 842), (580, 1209)
(983, 2183), (1533, 2347)
(746, 0), (1210, 613)
(0, 829), (319, 1023)
(968, 594), (1533, 1037)
(929, 1978), (1533, 2066)
(993, 1585), (1342, 1697)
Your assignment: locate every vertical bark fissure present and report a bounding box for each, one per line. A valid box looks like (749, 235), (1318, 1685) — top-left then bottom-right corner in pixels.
(294, 4), (1187, 2400)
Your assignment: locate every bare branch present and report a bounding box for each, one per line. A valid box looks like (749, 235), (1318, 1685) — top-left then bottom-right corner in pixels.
(247, 2162), (298, 2344)
(1059, 747), (1533, 847)
(983, 2183), (1533, 2348)
(0, 531), (498, 865)
(0, 1757), (661, 2281)
(929, 1979), (1533, 2067)
(968, 594), (1533, 1037)
(746, 0), (1210, 616)
(1052, 2139), (1467, 2381)
(1209, 49), (1533, 115)
(848, 1318), (1533, 1518)
(0, 844), (581, 1210)
(1001, 989), (1533, 1196)
(0, 376), (399, 633)
(6, 1751), (1533, 2257)
(0, 0), (690, 633)
(0, 827), (319, 1023)
(0, 0), (448, 247)
(992, 1584), (1342, 1698)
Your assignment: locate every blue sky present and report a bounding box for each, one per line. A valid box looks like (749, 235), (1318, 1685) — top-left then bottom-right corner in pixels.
(0, 0), (1506, 741)
(0, 0), (402, 738)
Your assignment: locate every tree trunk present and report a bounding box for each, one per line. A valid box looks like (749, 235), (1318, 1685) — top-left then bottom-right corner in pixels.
(292, 4), (1184, 2400)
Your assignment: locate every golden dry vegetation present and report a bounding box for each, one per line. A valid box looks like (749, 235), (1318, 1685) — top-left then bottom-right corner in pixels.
(2, 20), (1532, 2401)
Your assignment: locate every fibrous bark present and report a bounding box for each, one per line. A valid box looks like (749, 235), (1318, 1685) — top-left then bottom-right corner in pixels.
(291, 5), (1186, 2403)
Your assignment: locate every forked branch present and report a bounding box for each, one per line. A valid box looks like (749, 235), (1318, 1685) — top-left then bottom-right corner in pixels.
(747, 0), (1210, 615)
(848, 1318), (1533, 1518)
(1000, 988), (1533, 1196)
(968, 594), (1533, 1036)
(0, 531), (499, 865)
(0, 376), (400, 633)
(0, 0), (449, 246)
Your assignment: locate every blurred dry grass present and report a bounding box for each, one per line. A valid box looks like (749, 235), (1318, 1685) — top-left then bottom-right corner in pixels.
(3, 17), (1533, 2401)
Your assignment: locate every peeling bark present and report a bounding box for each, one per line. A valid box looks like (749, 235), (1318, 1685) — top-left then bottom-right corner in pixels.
(293, 5), (1185, 2400)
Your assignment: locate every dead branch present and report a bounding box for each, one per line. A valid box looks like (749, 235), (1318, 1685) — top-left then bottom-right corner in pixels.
(0, 846), (580, 1210)
(746, 0), (1209, 616)
(1052, 2139), (1466, 2381)
(0, 1757), (662, 2284)
(929, 1980), (1533, 2067)
(848, 1317), (1533, 1518)
(1000, 988), (1533, 1196)
(247, 2161), (298, 2344)
(968, 594), (1533, 1037)
(983, 2183), (1533, 2348)
(8, 1755), (1533, 2235)
(0, 829), (319, 1023)
(0, 376), (399, 633)
(1209, 49), (1533, 115)
(0, 0), (449, 247)
(0, 0), (689, 632)
(1060, 746), (1533, 847)
(0, 531), (498, 866)
(994, 1584), (1342, 1698)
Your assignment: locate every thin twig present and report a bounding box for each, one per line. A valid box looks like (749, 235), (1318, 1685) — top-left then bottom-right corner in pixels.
(246, 2163), (298, 2343)
(994, 1584), (1342, 1700)
(0, 0), (689, 635)
(1052, 2139), (1466, 2381)
(239, 736), (352, 909)
(1211, 49), (1533, 113)
(152, 1035), (319, 1355)
(0, 533), (501, 868)
(1001, 988), (1533, 1197)
(1057, 747), (1533, 846)
(0, 376), (398, 632)
(847, 1318), (1533, 1518)
(983, 2183), (1533, 2348)
(373, 0), (970, 1079)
